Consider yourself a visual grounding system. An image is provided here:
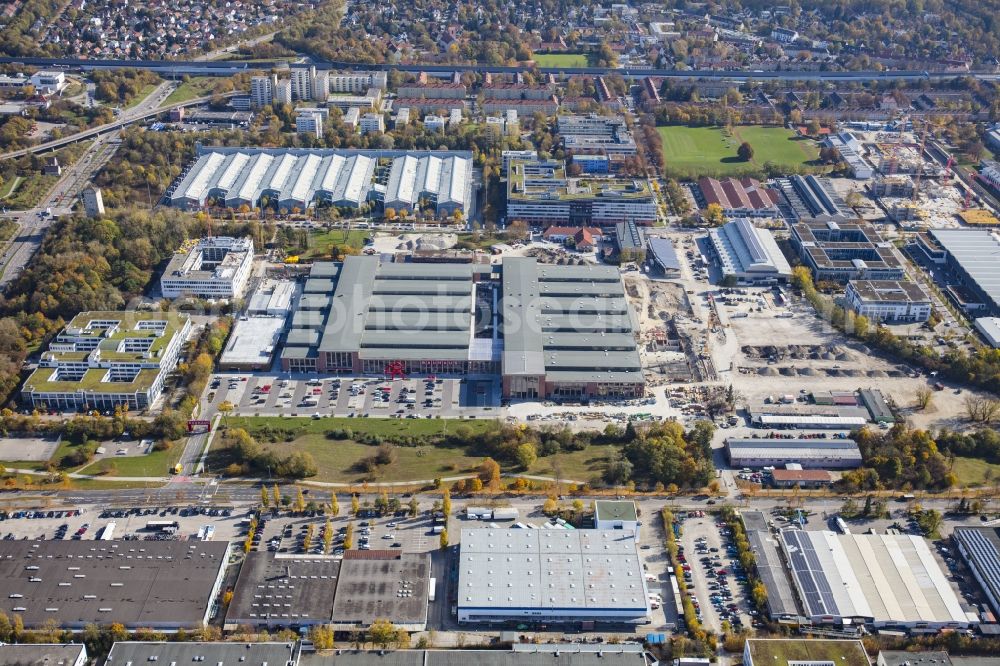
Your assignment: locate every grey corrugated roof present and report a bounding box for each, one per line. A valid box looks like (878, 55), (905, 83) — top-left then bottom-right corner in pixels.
(648, 237), (680, 271)
(105, 643), (295, 666)
(318, 256), (378, 353)
(302, 647), (650, 666)
(0, 541), (228, 630)
(0, 644), (87, 666)
(227, 552), (341, 626)
(928, 229), (1000, 310)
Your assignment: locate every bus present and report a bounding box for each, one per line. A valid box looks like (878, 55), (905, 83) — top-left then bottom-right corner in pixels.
(145, 521), (180, 532)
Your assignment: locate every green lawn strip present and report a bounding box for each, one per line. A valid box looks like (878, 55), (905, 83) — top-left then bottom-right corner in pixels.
(163, 78), (226, 106)
(533, 53), (590, 67)
(951, 456), (1000, 487)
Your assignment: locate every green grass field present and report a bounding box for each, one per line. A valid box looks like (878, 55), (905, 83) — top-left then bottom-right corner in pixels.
(163, 78), (227, 106)
(533, 53), (590, 67)
(658, 125), (820, 179)
(219, 417), (615, 484)
(305, 229), (372, 258)
(0, 176), (24, 199)
(951, 456), (1000, 487)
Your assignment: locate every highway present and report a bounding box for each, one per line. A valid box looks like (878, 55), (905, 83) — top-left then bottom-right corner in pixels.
(1, 54), (999, 81)
(0, 88), (237, 160)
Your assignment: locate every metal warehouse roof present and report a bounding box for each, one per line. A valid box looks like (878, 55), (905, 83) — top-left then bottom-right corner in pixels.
(647, 237), (680, 271)
(709, 218), (791, 278)
(105, 642), (295, 666)
(781, 530), (971, 627)
(301, 646), (651, 666)
(0, 643), (87, 666)
(929, 229), (1000, 310)
(0, 540), (229, 629)
(458, 529), (648, 613)
(226, 552), (341, 626)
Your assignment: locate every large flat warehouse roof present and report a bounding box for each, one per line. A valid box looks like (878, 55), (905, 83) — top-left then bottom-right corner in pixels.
(928, 229), (1000, 310)
(0, 540), (228, 630)
(226, 552), (341, 627)
(458, 528), (648, 615)
(780, 530), (973, 627)
(330, 551), (430, 630)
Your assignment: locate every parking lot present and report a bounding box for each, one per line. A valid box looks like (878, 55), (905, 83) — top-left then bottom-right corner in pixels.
(676, 511), (754, 632)
(206, 375), (501, 419)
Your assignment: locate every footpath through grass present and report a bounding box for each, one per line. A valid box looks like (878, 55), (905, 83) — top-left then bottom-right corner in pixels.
(658, 124), (820, 179)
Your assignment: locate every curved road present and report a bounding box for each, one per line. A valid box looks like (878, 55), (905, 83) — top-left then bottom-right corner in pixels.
(0, 91), (238, 160)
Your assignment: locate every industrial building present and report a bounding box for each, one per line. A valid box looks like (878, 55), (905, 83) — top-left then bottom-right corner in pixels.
(647, 237), (681, 277)
(725, 438), (863, 469)
(21, 311), (191, 411)
(791, 220), (905, 282)
(0, 644), (87, 666)
(330, 551), (430, 631)
(707, 218), (791, 285)
(500, 257), (644, 400)
(594, 500), (640, 536)
(769, 468), (833, 488)
(859, 388), (894, 424)
(914, 229), (1000, 316)
(104, 643), (296, 666)
(219, 317), (285, 371)
(456, 528), (649, 625)
(697, 177), (781, 218)
(557, 114), (637, 156)
(300, 644), (655, 666)
(280, 256), (643, 400)
(506, 159), (657, 227)
(777, 175), (852, 222)
(743, 640), (870, 666)
(844, 280), (931, 323)
(825, 132), (874, 179)
(0, 540), (229, 631)
(226, 549), (429, 630)
(953, 526), (1000, 619)
(780, 530), (974, 629)
(280, 257), (496, 376)
(160, 237), (254, 299)
(167, 147), (474, 218)
(740, 512), (801, 621)
(974, 317), (1000, 348)
(226, 552), (341, 628)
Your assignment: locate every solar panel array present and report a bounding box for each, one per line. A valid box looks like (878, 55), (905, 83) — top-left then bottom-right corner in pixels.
(954, 528), (1000, 610)
(781, 530), (840, 617)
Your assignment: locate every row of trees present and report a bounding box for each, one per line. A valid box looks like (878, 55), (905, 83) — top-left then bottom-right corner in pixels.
(791, 266), (1000, 396)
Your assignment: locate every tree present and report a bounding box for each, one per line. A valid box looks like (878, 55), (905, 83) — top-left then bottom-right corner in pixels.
(272, 484), (281, 509)
(478, 457), (501, 487)
(351, 494), (360, 515)
(324, 518), (333, 553)
(737, 141), (754, 161)
(468, 477), (483, 492)
(217, 400), (234, 427)
(260, 485), (269, 508)
(915, 387), (934, 411)
(507, 220), (529, 241)
(439, 528), (449, 549)
(329, 493), (340, 516)
(309, 624), (335, 650)
(294, 486), (306, 514)
(515, 442), (537, 469)
(408, 497), (419, 516)
(344, 522), (354, 550)
(369, 619), (406, 649)
(442, 490), (451, 517)
(703, 203), (724, 226)
(807, 119), (822, 136)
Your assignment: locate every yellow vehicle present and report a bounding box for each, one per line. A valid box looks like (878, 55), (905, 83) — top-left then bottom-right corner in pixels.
(172, 463), (183, 475)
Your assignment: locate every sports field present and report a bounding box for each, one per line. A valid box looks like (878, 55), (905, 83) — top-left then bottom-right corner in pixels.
(533, 53), (590, 67)
(658, 125), (820, 178)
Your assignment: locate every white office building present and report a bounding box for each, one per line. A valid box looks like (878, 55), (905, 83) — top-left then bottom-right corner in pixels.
(424, 115), (446, 132)
(844, 280), (931, 323)
(160, 237), (254, 299)
(329, 71), (388, 93)
(311, 70), (329, 102)
(274, 79), (292, 105)
(359, 112), (385, 135)
(296, 110), (325, 139)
